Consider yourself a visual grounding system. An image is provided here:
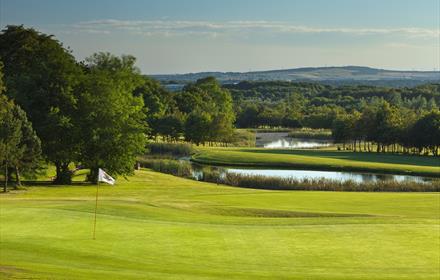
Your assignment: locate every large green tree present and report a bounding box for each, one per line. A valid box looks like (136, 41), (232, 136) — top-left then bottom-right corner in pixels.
(77, 53), (147, 182)
(409, 110), (440, 155)
(0, 25), (81, 184)
(332, 114), (356, 149)
(134, 77), (181, 140)
(184, 111), (212, 145)
(179, 77), (235, 144)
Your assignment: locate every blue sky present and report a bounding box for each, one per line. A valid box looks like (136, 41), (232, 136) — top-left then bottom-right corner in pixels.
(1, 0), (439, 74)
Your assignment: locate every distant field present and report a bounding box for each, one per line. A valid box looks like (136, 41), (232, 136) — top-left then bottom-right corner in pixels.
(1, 170), (439, 279)
(192, 147), (440, 177)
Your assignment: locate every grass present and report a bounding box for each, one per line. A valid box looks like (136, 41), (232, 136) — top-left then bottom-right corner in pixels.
(192, 147), (440, 177)
(1, 169), (439, 279)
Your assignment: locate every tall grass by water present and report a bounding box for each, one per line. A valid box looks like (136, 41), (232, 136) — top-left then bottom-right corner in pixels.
(141, 159), (193, 178)
(146, 142), (194, 157)
(217, 173), (440, 192)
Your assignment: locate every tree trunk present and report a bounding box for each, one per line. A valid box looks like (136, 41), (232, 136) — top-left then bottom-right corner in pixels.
(15, 166), (21, 189)
(53, 162), (72, 185)
(4, 162), (8, 192)
(7, 167), (14, 183)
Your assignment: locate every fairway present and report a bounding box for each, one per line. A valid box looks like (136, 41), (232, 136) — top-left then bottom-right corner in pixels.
(192, 148), (440, 177)
(1, 170), (439, 279)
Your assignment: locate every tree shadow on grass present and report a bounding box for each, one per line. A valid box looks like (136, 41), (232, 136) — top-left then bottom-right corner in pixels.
(13, 180), (92, 187)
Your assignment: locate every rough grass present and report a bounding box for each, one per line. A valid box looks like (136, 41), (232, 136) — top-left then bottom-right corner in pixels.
(0, 169), (439, 279)
(192, 147), (440, 177)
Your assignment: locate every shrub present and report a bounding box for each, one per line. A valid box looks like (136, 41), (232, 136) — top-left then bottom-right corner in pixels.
(229, 129), (256, 147)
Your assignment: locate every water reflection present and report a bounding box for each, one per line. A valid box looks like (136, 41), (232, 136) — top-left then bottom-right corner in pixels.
(256, 132), (332, 149)
(191, 164), (431, 184)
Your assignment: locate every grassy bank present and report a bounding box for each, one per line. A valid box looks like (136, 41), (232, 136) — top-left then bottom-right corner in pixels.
(1, 169), (439, 279)
(192, 147), (440, 177)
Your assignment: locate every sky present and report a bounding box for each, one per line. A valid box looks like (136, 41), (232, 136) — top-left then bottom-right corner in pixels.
(1, 0), (439, 74)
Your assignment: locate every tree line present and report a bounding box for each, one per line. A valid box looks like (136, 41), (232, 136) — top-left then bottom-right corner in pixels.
(137, 76), (235, 146)
(228, 81), (439, 155)
(0, 26), (235, 187)
(332, 100), (440, 156)
(228, 81), (439, 129)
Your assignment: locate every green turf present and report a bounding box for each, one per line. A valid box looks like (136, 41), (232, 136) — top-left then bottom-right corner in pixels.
(1, 169), (439, 279)
(192, 147), (440, 177)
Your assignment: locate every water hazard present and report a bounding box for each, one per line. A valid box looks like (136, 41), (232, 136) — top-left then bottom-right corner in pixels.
(189, 133), (434, 184)
(256, 132), (332, 149)
(190, 164), (432, 184)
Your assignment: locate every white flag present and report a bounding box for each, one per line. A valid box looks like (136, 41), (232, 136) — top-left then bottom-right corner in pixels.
(98, 168), (115, 185)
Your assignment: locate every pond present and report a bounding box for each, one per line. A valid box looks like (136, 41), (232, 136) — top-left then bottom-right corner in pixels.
(184, 132), (434, 185)
(191, 164), (432, 184)
(256, 132), (332, 149)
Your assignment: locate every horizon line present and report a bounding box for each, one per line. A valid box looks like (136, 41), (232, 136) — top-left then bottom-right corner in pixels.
(147, 65), (440, 76)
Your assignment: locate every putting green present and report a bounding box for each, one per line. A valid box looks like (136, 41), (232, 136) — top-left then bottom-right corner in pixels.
(1, 170), (439, 279)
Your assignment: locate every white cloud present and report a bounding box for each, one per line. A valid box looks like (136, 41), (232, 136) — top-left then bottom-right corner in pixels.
(68, 19), (440, 39)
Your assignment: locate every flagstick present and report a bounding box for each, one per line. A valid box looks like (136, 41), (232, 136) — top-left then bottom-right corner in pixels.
(93, 181), (99, 240)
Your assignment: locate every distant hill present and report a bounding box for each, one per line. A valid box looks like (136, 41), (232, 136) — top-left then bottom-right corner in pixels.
(151, 66), (440, 87)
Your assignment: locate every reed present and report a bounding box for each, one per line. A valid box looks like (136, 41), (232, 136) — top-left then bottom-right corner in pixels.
(198, 167), (222, 184)
(140, 159), (193, 178)
(146, 142), (194, 157)
(217, 173), (439, 192)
